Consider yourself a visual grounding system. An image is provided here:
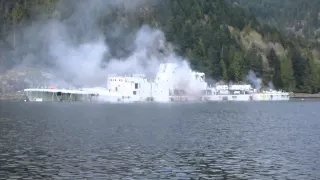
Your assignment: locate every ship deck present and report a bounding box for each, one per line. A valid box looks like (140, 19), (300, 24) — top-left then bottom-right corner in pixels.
(23, 88), (98, 102)
(24, 88), (94, 94)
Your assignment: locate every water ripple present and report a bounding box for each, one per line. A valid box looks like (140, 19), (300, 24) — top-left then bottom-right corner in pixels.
(0, 101), (319, 179)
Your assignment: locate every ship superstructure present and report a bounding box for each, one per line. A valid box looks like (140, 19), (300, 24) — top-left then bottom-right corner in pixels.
(203, 84), (254, 101)
(203, 83), (289, 101)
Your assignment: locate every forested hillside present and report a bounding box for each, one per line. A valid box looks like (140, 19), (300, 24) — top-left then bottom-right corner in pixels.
(0, 0), (320, 93)
(233, 0), (320, 42)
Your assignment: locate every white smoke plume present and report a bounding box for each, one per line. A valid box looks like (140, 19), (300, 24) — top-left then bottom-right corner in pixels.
(1, 0), (198, 91)
(246, 70), (262, 90)
(268, 81), (274, 90)
(104, 25), (166, 78)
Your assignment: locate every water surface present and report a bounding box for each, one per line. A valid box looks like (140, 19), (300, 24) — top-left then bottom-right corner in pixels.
(0, 100), (319, 179)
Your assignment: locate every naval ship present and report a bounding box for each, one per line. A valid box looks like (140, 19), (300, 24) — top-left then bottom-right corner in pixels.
(203, 83), (290, 101)
(23, 62), (290, 102)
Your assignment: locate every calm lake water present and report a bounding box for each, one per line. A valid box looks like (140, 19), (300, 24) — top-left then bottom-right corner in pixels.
(0, 100), (319, 179)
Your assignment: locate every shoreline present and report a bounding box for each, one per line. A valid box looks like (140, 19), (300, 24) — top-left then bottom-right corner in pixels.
(290, 93), (320, 99)
(1, 92), (320, 101)
(0, 93), (26, 101)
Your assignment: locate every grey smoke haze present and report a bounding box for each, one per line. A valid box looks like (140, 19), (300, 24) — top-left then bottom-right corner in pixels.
(2, 0), (263, 93)
(2, 0), (192, 89)
(246, 70), (262, 90)
(268, 81), (274, 89)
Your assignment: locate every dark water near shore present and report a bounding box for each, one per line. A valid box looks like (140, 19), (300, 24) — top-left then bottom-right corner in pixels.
(0, 100), (319, 179)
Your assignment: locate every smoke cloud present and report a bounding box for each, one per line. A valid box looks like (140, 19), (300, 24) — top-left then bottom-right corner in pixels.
(268, 81), (274, 90)
(171, 60), (206, 95)
(246, 70), (262, 90)
(0, 0), (197, 91)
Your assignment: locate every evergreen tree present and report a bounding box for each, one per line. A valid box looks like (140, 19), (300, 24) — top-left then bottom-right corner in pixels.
(267, 48), (282, 88)
(281, 49), (295, 91)
(0, 0), (319, 93)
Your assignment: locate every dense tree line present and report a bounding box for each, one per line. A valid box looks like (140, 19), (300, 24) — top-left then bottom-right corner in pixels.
(0, 0), (319, 93)
(154, 0), (320, 93)
(232, 0), (320, 42)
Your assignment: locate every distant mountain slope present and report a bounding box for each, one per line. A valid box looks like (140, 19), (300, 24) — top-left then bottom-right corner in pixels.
(0, 0), (319, 93)
(154, 0), (320, 93)
(232, 0), (320, 42)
